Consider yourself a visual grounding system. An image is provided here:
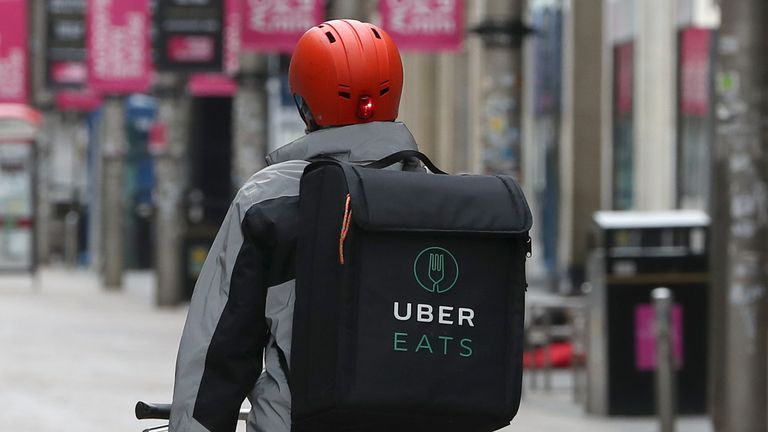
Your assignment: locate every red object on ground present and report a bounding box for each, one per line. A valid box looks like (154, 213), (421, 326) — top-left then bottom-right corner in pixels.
(524, 342), (585, 369)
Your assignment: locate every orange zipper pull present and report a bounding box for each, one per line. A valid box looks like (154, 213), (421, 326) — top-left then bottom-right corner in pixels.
(339, 194), (352, 264)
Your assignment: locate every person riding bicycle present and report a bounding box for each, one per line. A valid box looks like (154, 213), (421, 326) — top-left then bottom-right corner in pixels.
(169, 19), (420, 432)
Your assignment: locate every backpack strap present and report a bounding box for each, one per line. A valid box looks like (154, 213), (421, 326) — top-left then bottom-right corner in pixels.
(364, 150), (447, 175)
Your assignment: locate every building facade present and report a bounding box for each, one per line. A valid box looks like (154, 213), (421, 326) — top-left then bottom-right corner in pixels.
(523, 0), (719, 292)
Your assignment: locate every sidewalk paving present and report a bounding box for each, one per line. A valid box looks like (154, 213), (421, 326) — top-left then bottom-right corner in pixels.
(0, 268), (712, 432)
(507, 382), (711, 432)
(0, 268), (185, 432)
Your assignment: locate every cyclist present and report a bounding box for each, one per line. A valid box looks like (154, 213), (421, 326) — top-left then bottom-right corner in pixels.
(169, 19), (421, 432)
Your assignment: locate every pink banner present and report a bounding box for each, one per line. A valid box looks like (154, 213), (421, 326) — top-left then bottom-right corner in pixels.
(224, 0), (242, 74)
(615, 43), (634, 116)
(635, 304), (684, 371)
(55, 88), (103, 112)
(241, 0), (324, 53)
(680, 28), (711, 117)
(188, 73), (239, 97)
(380, 0), (464, 52)
(0, 0), (29, 104)
(87, 0), (152, 94)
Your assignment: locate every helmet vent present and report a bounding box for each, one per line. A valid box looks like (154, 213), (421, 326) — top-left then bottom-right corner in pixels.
(325, 32), (336, 43)
(338, 91), (351, 99)
(371, 27), (381, 39)
(379, 87), (390, 96)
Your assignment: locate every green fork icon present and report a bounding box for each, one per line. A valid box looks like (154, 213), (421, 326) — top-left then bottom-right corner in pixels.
(428, 253), (445, 292)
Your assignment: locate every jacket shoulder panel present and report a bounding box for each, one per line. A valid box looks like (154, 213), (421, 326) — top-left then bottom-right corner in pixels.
(232, 160), (309, 222)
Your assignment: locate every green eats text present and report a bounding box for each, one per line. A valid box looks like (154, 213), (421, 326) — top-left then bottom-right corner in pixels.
(393, 332), (473, 357)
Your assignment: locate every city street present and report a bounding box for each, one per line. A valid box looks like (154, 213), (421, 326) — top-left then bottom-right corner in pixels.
(0, 269), (711, 432)
(0, 0), (765, 430)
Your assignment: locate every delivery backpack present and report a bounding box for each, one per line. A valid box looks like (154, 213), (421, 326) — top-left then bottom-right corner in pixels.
(290, 150), (532, 432)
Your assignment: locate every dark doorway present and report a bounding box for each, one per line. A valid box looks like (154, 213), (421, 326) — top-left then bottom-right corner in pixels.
(184, 96), (234, 298)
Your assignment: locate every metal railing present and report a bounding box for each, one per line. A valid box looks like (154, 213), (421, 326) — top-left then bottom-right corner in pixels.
(524, 293), (587, 401)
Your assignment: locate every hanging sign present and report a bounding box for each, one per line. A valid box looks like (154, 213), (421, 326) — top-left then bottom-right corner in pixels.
(379, 0), (464, 52)
(184, 0), (241, 98)
(47, 0), (88, 87)
(241, 0), (324, 53)
(155, 0), (224, 71)
(680, 28), (711, 117)
(0, 0), (29, 103)
(87, 0), (152, 94)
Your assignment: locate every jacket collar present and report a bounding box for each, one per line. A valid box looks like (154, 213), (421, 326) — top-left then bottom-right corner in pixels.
(266, 121), (418, 165)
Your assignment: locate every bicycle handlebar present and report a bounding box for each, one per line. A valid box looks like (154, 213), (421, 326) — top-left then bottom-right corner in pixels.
(135, 401), (251, 422)
(135, 401), (171, 420)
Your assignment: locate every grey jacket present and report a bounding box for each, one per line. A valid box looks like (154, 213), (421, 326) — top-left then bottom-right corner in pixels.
(169, 122), (420, 432)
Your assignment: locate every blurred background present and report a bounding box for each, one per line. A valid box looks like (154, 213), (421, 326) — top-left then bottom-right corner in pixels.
(1, 0), (766, 431)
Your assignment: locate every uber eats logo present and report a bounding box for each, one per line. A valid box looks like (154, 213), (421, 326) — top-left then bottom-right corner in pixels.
(391, 247), (474, 358)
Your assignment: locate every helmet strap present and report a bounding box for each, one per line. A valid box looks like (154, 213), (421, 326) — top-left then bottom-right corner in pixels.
(294, 95), (320, 133)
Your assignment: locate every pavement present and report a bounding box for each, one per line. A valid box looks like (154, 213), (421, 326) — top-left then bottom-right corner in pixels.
(0, 268), (712, 432)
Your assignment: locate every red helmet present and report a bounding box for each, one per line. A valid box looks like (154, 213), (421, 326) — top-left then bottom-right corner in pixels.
(289, 19), (404, 131)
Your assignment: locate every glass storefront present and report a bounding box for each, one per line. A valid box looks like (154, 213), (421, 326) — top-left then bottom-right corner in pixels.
(531, 1), (563, 273)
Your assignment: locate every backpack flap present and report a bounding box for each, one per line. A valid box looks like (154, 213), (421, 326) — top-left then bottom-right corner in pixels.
(345, 165), (532, 235)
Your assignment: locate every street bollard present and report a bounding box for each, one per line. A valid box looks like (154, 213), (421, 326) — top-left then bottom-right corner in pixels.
(528, 306), (539, 391)
(571, 308), (586, 404)
(652, 287), (676, 432)
(525, 313), (537, 391)
(542, 307), (553, 392)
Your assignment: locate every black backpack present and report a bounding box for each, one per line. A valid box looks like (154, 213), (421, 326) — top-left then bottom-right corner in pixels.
(291, 150), (532, 432)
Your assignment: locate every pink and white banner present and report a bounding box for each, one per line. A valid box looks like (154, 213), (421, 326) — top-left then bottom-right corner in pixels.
(241, 0), (324, 53)
(87, 0), (152, 94)
(380, 0), (464, 52)
(167, 36), (216, 64)
(51, 61), (89, 86)
(0, 0), (29, 104)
